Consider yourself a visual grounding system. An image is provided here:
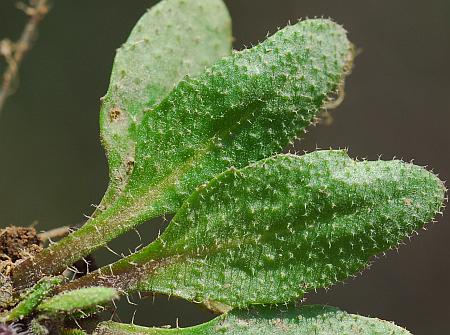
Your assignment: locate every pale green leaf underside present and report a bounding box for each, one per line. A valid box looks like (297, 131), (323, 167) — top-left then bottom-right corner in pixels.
(36, 287), (118, 315)
(66, 150), (444, 308)
(13, 18), (353, 287)
(93, 305), (412, 335)
(99, 0), (232, 209)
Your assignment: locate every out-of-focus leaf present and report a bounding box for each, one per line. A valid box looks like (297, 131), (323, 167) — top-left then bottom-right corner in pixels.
(61, 329), (89, 335)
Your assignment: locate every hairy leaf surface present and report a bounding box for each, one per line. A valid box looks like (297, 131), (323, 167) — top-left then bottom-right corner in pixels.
(65, 151), (444, 308)
(14, 19), (353, 287)
(36, 287), (118, 315)
(0, 276), (61, 322)
(123, 18), (352, 219)
(99, 0), (232, 210)
(93, 305), (412, 335)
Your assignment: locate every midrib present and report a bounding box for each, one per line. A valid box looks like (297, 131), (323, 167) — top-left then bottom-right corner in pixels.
(111, 98), (269, 227)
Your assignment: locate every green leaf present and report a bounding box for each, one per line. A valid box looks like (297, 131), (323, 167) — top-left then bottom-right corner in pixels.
(0, 276), (61, 322)
(36, 287), (118, 316)
(14, 19), (353, 288)
(64, 150), (444, 308)
(99, 0), (232, 211)
(117, 18), (353, 219)
(93, 305), (412, 335)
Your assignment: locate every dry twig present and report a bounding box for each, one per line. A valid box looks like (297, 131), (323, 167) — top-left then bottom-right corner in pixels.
(0, 0), (50, 115)
(38, 225), (70, 242)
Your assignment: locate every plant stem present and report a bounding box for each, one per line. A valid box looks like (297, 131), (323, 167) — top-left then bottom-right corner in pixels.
(0, 0), (50, 115)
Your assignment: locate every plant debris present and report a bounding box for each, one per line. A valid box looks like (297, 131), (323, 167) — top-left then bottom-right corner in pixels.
(0, 226), (42, 276)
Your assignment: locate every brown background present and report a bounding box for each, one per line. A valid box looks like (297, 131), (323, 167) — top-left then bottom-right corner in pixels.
(0, 1), (449, 334)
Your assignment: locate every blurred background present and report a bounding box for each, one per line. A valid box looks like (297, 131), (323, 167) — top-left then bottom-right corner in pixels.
(0, 0), (449, 334)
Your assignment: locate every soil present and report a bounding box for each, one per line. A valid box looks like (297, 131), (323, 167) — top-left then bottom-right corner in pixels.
(0, 226), (42, 276)
(0, 274), (13, 310)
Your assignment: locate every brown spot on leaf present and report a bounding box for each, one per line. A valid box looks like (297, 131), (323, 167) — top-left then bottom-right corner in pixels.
(404, 198), (413, 206)
(109, 107), (122, 122)
(126, 159), (135, 175)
